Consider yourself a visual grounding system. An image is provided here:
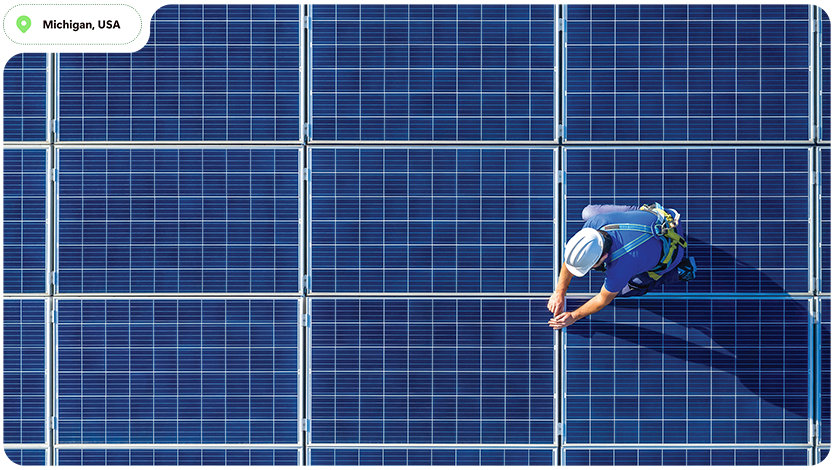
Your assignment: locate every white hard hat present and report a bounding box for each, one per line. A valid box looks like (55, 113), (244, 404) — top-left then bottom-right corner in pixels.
(564, 228), (605, 277)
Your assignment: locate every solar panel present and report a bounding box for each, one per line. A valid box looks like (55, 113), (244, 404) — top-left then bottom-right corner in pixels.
(821, 298), (830, 445)
(563, 448), (809, 465)
(55, 299), (300, 444)
(310, 5), (555, 141)
(4, 149), (47, 294)
(309, 148), (554, 293)
(563, 298), (810, 444)
(4, 449), (47, 465)
(821, 148), (831, 293)
(309, 298), (554, 444)
(56, 448), (300, 465)
(57, 5), (301, 142)
(56, 148), (301, 293)
(3, 54), (48, 142)
(3, 300), (46, 445)
(308, 448), (554, 465)
(564, 5), (812, 142)
(821, 9), (830, 141)
(564, 147), (811, 294)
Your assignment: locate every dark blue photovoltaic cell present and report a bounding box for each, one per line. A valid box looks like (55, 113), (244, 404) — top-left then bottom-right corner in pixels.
(3, 300), (45, 445)
(57, 5), (300, 141)
(310, 5), (555, 141)
(310, 299), (553, 444)
(563, 448), (808, 465)
(56, 448), (299, 465)
(4, 149), (47, 293)
(564, 148), (810, 294)
(55, 299), (299, 444)
(822, 148), (831, 293)
(310, 148), (554, 293)
(3, 54), (47, 142)
(4, 449), (47, 466)
(309, 448), (553, 465)
(57, 149), (300, 293)
(821, 298), (830, 445)
(564, 298), (810, 444)
(565, 5), (811, 141)
(821, 10), (830, 141)
(822, 447), (830, 464)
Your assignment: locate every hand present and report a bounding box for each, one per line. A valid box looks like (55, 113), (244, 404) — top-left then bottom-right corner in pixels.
(547, 292), (566, 315)
(548, 311), (577, 330)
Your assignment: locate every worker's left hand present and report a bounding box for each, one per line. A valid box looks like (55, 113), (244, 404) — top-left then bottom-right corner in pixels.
(548, 311), (577, 330)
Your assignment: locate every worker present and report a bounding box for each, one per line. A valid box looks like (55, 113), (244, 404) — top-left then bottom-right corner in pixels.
(547, 203), (696, 330)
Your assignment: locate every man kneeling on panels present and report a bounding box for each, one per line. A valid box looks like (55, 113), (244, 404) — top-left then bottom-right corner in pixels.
(547, 203), (697, 330)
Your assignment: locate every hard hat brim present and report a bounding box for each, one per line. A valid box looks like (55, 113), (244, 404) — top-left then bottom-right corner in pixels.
(566, 261), (591, 277)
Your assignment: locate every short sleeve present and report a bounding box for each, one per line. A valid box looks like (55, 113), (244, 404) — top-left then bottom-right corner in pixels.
(602, 265), (631, 293)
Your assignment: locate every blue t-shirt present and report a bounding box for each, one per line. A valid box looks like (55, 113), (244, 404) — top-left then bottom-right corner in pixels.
(583, 210), (684, 292)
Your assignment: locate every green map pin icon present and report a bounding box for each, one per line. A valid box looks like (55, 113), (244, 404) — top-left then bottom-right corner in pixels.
(17, 15), (31, 33)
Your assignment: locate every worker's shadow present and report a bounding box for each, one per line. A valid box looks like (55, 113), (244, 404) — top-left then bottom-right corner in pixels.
(565, 235), (822, 420)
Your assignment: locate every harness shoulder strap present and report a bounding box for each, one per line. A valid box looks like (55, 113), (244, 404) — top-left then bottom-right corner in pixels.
(602, 222), (657, 262)
(601, 203), (688, 273)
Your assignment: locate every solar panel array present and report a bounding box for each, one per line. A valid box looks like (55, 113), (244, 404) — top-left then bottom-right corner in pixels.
(56, 448), (300, 465)
(310, 5), (556, 142)
(820, 299), (830, 448)
(2, 3), (830, 466)
(822, 148), (831, 293)
(5, 450), (47, 466)
(3, 301), (46, 445)
(564, 5), (812, 142)
(3, 54), (47, 142)
(821, 10), (830, 142)
(563, 448), (809, 465)
(309, 299), (553, 444)
(564, 298), (810, 445)
(56, 149), (301, 293)
(57, 5), (301, 142)
(4, 149), (47, 293)
(55, 299), (299, 444)
(564, 147), (812, 295)
(309, 148), (554, 293)
(308, 448), (554, 465)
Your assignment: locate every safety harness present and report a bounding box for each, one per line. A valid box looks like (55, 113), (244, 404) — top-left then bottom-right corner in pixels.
(600, 203), (687, 280)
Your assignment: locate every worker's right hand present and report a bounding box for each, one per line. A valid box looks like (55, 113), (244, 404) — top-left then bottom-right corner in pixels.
(547, 292), (565, 314)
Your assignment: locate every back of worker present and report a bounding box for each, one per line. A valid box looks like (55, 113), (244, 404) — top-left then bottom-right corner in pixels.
(583, 210), (685, 294)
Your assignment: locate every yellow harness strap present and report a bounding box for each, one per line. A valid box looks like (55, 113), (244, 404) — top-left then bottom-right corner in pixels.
(638, 203), (687, 280)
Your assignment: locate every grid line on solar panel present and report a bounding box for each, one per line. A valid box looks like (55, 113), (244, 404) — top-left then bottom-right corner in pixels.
(3, 53), (48, 142)
(55, 299), (300, 445)
(310, 4), (555, 141)
(309, 298), (554, 445)
(563, 298), (811, 445)
(308, 447), (554, 465)
(56, 148), (301, 293)
(564, 4), (812, 142)
(309, 148), (554, 293)
(3, 300), (46, 445)
(562, 447), (809, 465)
(4, 149), (47, 294)
(55, 448), (300, 465)
(57, 5), (301, 142)
(563, 147), (811, 294)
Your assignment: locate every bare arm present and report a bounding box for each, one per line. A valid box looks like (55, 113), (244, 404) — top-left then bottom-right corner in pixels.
(547, 263), (574, 314)
(548, 287), (618, 329)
